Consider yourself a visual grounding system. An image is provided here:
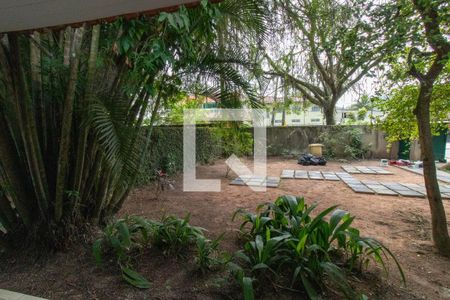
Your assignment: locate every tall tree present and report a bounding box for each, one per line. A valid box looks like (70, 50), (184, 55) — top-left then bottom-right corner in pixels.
(264, 0), (403, 124)
(405, 0), (450, 256)
(374, 0), (449, 256)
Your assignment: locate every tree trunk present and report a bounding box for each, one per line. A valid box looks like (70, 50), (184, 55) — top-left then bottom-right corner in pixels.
(416, 82), (450, 257)
(271, 107), (276, 126)
(324, 106), (335, 125)
(54, 27), (85, 221)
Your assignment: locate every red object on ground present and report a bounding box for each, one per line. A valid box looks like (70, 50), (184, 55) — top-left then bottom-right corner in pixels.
(389, 159), (413, 166)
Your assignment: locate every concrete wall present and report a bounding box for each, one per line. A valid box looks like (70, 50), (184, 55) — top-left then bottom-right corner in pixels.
(266, 125), (398, 159)
(153, 125), (398, 160)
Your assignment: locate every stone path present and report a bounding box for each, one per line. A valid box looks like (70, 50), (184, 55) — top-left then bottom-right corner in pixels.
(230, 175), (281, 188)
(397, 166), (450, 184)
(341, 165), (393, 175)
(336, 173), (450, 198)
(281, 170), (341, 181)
(274, 169), (450, 198)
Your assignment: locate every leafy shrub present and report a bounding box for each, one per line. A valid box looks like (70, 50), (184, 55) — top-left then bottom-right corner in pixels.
(212, 124), (253, 158)
(195, 233), (227, 274)
(93, 214), (224, 288)
(93, 216), (153, 288)
(318, 126), (370, 159)
(230, 195), (404, 299)
(150, 214), (205, 255)
(136, 126), (222, 185)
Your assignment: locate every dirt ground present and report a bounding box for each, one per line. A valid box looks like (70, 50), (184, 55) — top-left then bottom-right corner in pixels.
(1, 157), (450, 299)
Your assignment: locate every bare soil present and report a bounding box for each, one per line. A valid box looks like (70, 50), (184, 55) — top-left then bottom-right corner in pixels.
(1, 157), (450, 299)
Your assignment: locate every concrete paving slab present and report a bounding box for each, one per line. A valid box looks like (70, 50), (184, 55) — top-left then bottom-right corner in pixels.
(381, 183), (411, 191)
(238, 175), (252, 182)
(281, 170), (294, 179)
(246, 180), (263, 186)
(0, 289), (47, 300)
(233, 176), (280, 187)
(360, 180), (380, 185)
(335, 172), (351, 176)
(323, 174), (340, 181)
(341, 166), (361, 174)
(348, 184), (375, 194)
(263, 180), (279, 188)
(370, 167), (393, 174)
(366, 184), (385, 190)
(371, 188), (398, 196)
(356, 167), (377, 174)
(401, 183), (421, 188)
(396, 190), (425, 197)
(230, 179), (246, 185)
(342, 179), (361, 184)
(294, 170), (308, 179)
(439, 186), (450, 193)
(266, 176), (281, 182)
(308, 171), (324, 180)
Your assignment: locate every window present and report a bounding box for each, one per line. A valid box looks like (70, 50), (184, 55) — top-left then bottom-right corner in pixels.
(311, 118), (321, 122)
(311, 105), (320, 112)
(275, 120), (282, 123)
(291, 119), (301, 123)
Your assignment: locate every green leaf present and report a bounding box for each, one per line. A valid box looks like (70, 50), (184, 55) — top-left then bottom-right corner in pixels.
(117, 222), (131, 248)
(121, 266), (151, 289)
(242, 277), (255, 300)
(329, 209), (348, 230)
(300, 273), (320, 300)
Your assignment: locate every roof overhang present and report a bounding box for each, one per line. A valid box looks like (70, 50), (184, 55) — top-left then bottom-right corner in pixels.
(0, 0), (207, 33)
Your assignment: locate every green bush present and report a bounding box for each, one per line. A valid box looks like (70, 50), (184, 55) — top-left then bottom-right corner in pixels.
(136, 126), (222, 185)
(92, 216), (154, 288)
(150, 214), (205, 255)
(136, 125), (254, 185)
(318, 126), (370, 159)
(230, 195), (404, 299)
(93, 214), (224, 288)
(211, 124), (253, 158)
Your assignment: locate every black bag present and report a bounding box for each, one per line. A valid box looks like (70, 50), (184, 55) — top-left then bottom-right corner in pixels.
(298, 153), (327, 166)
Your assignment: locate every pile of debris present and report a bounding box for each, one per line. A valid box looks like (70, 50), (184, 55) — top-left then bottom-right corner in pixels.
(389, 159), (419, 167)
(298, 153), (327, 166)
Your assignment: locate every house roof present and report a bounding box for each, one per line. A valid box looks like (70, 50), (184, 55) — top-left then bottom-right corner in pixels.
(0, 0), (210, 33)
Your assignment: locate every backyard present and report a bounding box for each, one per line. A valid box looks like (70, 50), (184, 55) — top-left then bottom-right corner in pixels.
(1, 0), (450, 299)
(1, 158), (449, 299)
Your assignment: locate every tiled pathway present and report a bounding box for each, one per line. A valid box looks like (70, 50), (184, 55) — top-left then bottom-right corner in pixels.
(341, 165), (393, 174)
(230, 175), (281, 188)
(397, 166), (450, 184)
(278, 169), (450, 199)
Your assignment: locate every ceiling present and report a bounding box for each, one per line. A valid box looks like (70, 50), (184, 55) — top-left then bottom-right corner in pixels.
(0, 0), (200, 33)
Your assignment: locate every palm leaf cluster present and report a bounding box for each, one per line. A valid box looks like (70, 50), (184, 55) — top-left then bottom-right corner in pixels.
(0, 0), (267, 245)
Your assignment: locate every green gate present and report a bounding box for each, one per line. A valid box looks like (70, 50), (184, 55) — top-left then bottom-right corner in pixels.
(399, 128), (448, 161)
(432, 128), (448, 162)
(398, 140), (411, 160)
